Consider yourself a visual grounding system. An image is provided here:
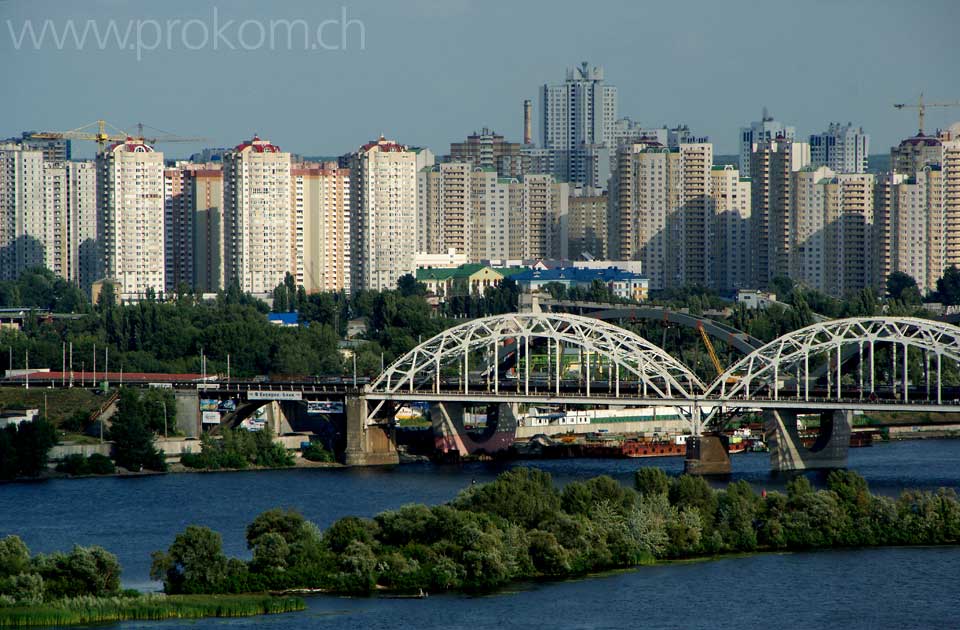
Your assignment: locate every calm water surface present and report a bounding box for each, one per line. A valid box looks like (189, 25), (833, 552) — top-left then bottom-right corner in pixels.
(1, 439), (958, 629)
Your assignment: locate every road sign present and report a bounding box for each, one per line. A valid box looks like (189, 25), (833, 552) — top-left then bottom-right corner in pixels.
(248, 390), (303, 401)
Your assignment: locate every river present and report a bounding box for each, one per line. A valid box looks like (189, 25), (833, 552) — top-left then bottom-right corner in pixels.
(1, 439), (959, 629)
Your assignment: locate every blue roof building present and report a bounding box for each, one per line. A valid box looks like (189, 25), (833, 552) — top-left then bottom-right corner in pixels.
(511, 267), (648, 301)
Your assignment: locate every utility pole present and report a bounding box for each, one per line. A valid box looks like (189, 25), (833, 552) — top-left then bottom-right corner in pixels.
(69, 342), (73, 387)
(25, 350), (28, 390)
(93, 343), (96, 387)
(353, 353), (357, 386)
(62, 343), (66, 386)
(105, 346), (109, 388)
(227, 354), (231, 381)
(161, 400), (168, 438)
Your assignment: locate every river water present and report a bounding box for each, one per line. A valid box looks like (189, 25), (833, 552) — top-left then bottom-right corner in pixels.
(1, 439), (959, 629)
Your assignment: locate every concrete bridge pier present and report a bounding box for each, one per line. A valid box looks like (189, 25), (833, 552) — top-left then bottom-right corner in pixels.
(430, 401), (518, 457)
(344, 396), (399, 466)
(765, 409), (851, 471)
(174, 389), (200, 437)
(684, 434), (732, 475)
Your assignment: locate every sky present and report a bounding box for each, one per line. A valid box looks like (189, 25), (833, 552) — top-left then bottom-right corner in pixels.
(1, 0), (958, 160)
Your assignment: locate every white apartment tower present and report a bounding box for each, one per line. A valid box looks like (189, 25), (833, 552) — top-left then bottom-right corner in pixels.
(739, 109), (796, 179)
(97, 140), (166, 300)
(710, 166), (752, 293)
(810, 122), (870, 174)
(293, 162), (351, 294)
(222, 137), (293, 295)
(610, 143), (713, 290)
(351, 138), (425, 292)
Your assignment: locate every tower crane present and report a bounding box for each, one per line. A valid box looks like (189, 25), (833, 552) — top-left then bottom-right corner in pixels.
(29, 119), (207, 153)
(893, 94), (960, 135)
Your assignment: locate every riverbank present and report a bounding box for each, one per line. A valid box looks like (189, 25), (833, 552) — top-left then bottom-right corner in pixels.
(0, 593), (305, 628)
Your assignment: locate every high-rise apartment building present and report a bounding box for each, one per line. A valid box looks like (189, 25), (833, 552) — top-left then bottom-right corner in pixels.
(0, 148), (47, 280)
(710, 166), (752, 293)
(350, 138), (427, 292)
(164, 163), (221, 293)
(97, 140), (166, 300)
(810, 122), (870, 174)
(739, 109), (796, 178)
(749, 139), (810, 286)
(568, 194), (608, 259)
(68, 161), (98, 290)
(541, 62), (617, 185)
(190, 168), (224, 293)
(608, 142), (713, 290)
(293, 161), (351, 294)
(419, 162), (473, 259)
(449, 129), (525, 179)
(222, 137), (293, 295)
(792, 167), (876, 296)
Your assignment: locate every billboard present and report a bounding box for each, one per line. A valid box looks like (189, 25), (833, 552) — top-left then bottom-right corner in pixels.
(307, 400), (344, 414)
(199, 399), (219, 411)
(201, 411), (221, 425)
(218, 399), (237, 412)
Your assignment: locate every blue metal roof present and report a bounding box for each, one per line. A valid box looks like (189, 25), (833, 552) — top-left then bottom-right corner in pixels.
(268, 312), (300, 325)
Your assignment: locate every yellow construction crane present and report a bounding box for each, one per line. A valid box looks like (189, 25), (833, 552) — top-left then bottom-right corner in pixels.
(696, 321), (725, 378)
(30, 119), (207, 153)
(894, 94), (960, 135)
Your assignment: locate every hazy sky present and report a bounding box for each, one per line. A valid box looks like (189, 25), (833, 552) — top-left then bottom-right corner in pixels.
(2, 0), (958, 160)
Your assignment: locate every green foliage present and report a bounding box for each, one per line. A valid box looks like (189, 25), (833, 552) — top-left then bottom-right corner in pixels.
(150, 526), (228, 595)
(301, 442), (334, 463)
(32, 547), (121, 600)
(634, 467), (670, 497)
(934, 266), (960, 305)
(54, 454), (115, 476)
(0, 419), (58, 480)
(109, 390), (166, 472)
(454, 468), (561, 529)
(179, 427), (293, 471)
(150, 468), (960, 598)
(0, 593), (305, 627)
(886, 272), (922, 304)
(0, 538), (30, 579)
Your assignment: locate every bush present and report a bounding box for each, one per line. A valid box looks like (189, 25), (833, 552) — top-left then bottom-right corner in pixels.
(302, 442), (334, 463)
(180, 428), (293, 471)
(56, 453), (116, 476)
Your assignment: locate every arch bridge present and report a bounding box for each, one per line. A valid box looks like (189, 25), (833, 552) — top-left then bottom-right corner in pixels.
(361, 313), (960, 469)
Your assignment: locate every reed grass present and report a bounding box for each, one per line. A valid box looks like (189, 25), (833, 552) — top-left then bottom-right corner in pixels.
(0, 593), (305, 628)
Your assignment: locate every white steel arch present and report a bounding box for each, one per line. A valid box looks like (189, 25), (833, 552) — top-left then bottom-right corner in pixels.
(367, 312), (705, 400)
(707, 317), (960, 403)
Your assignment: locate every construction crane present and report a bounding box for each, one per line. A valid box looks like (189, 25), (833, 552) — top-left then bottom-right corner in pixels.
(695, 321), (726, 379)
(30, 119), (207, 153)
(894, 93), (960, 135)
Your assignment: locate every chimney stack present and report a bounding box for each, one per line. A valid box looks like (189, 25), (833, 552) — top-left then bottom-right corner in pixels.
(523, 99), (533, 145)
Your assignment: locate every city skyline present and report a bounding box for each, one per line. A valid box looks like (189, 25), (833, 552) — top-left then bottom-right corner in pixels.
(2, 0), (958, 160)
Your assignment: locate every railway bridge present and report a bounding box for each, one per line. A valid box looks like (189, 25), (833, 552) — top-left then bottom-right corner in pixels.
(358, 312), (960, 473)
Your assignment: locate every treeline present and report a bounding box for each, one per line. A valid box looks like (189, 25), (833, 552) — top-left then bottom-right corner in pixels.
(0, 537), (121, 606)
(180, 427), (293, 471)
(151, 468), (960, 596)
(0, 419), (57, 481)
(0, 268), (469, 381)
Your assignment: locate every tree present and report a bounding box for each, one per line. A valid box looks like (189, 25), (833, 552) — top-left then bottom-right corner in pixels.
(110, 389), (166, 472)
(935, 266), (960, 305)
(151, 525), (229, 594)
(0, 418), (57, 479)
(886, 272), (922, 304)
(397, 274), (425, 297)
(635, 468), (670, 497)
(0, 536), (30, 578)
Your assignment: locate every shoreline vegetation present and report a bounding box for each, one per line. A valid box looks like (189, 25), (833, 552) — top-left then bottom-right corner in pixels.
(2, 468), (959, 626)
(149, 468), (960, 597)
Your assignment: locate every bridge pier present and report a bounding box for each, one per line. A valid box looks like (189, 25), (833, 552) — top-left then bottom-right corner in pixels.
(174, 389), (200, 437)
(344, 396), (399, 466)
(765, 409), (851, 471)
(684, 434), (731, 475)
(431, 401), (518, 457)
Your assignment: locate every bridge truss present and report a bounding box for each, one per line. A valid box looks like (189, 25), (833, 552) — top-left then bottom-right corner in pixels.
(368, 312), (704, 400)
(707, 317), (960, 405)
